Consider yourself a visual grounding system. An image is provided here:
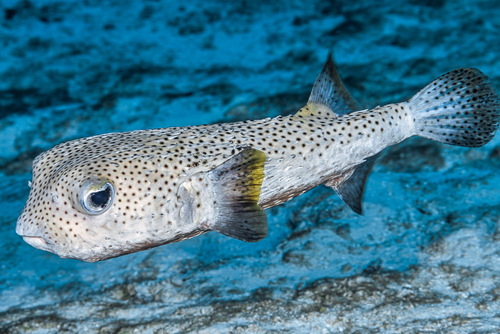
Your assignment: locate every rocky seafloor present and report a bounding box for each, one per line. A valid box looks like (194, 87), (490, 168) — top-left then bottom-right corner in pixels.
(1, 0), (500, 333)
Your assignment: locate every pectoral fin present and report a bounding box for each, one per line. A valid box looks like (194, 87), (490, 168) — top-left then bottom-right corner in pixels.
(208, 148), (268, 242)
(325, 155), (378, 215)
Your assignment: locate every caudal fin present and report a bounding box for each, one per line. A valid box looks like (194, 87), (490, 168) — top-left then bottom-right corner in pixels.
(409, 68), (499, 147)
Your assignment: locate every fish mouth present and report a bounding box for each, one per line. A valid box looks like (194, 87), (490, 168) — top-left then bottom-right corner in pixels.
(22, 236), (50, 251)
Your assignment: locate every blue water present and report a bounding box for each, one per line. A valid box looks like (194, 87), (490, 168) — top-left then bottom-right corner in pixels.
(1, 0), (500, 332)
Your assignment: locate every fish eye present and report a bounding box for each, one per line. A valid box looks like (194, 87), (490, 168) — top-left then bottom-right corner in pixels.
(76, 178), (115, 215)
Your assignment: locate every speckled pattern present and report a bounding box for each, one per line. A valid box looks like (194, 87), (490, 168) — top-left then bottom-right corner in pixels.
(16, 58), (499, 262)
(411, 68), (499, 146)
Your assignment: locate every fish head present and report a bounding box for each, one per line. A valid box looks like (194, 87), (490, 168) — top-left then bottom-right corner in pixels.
(16, 135), (180, 262)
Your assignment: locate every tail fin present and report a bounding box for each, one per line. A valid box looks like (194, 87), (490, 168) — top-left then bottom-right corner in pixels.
(409, 68), (499, 147)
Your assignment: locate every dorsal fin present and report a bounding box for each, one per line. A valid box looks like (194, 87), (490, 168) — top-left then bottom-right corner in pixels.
(299, 52), (360, 117)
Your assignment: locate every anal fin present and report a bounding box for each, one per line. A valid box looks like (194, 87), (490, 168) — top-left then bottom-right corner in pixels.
(325, 155), (378, 215)
(208, 148), (268, 242)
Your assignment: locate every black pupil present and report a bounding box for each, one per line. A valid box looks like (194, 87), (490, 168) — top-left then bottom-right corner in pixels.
(90, 185), (111, 208)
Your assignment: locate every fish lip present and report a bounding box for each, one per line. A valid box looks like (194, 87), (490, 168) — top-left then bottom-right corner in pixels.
(22, 236), (50, 251)
(15, 219), (25, 236)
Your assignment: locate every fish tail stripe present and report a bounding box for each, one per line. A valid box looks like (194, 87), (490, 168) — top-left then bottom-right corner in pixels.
(208, 148), (268, 242)
(409, 68), (500, 147)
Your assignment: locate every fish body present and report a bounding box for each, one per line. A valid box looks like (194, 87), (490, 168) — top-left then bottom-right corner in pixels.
(17, 55), (499, 262)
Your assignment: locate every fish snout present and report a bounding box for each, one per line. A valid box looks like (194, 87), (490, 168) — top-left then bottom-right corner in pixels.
(16, 214), (41, 237)
(22, 236), (51, 251)
(16, 213), (51, 252)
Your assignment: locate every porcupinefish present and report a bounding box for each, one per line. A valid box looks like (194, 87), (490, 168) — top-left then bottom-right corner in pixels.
(16, 54), (499, 262)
